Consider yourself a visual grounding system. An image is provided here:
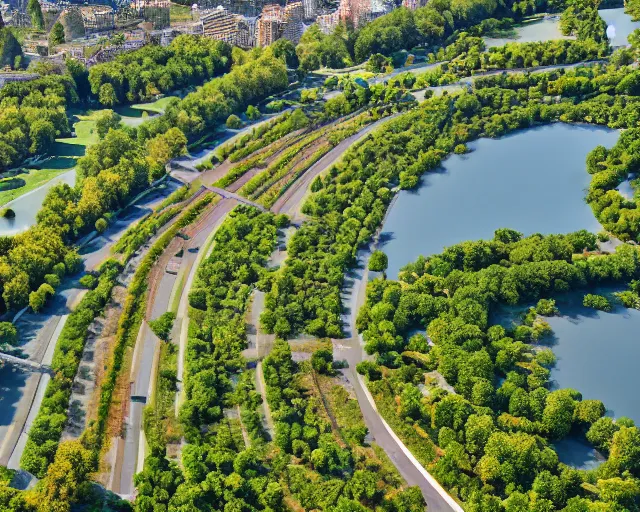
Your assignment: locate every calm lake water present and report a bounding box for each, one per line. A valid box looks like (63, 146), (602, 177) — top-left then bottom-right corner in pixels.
(380, 123), (618, 277)
(546, 291), (640, 424)
(599, 8), (640, 46)
(484, 17), (574, 47)
(0, 170), (76, 236)
(493, 285), (640, 468)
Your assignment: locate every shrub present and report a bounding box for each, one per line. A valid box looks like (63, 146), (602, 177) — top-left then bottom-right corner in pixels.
(311, 348), (333, 374)
(226, 114), (242, 129)
(0, 322), (18, 345)
(44, 273), (61, 289)
(536, 299), (558, 316)
(149, 312), (176, 341)
(79, 274), (97, 289)
(246, 105), (261, 120)
(583, 293), (611, 312)
(95, 217), (108, 233)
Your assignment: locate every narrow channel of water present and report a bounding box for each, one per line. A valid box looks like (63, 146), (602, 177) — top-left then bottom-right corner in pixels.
(380, 123), (618, 278)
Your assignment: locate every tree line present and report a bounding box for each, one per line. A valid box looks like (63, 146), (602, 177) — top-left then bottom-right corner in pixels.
(88, 35), (232, 107)
(0, 73), (77, 171)
(295, 0), (614, 72)
(0, 47), (289, 315)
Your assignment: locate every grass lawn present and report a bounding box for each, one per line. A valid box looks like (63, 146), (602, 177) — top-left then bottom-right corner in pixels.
(131, 96), (177, 114)
(0, 167), (72, 207)
(170, 3), (193, 22)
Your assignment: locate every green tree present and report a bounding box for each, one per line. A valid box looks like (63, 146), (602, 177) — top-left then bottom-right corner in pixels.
(0, 322), (18, 346)
(245, 105), (261, 121)
(311, 348), (333, 374)
(98, 83), (117, 107)
(94, 110), (122, 139)
(95, 218), (108, 233)
(27, 0), (44, 30)
(226, 114), (242, 129)
(149, 312), (176, 341)
(29, 120), (56, 156)
(0, 28), (23, 69)
(147, 127), (187, 165)
(3, 273), (30, 310)
(542, 389), (576, 439)
(368, 250), (388, 275)
(49, 22), (65, 49)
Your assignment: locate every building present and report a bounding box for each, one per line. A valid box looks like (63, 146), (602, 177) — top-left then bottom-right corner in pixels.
(200, 6), (255, 47)
(256, 3), (282, 46)
(282, 1), (302, 44)
(80, 6), (115, 33)
(301, 0), (318, 20)
(316, 10), (338, 33)
(401, 0), (425, 9)
(201, 6), (238, 43)
(236, 16), (256, 47)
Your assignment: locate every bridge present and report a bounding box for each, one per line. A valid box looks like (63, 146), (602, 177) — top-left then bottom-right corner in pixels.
(204, 186), (268, 213)
(0, 352), (54, 375)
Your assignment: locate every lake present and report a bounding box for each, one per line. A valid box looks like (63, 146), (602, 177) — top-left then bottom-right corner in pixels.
(380, 123), (618, 278)
(484, 17), (574, 47)
(546, 290), (640, 424)
(599, 8), (640, 46)
(0, 170), (76, 236)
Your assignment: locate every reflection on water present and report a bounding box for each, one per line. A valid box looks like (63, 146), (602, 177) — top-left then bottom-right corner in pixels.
(554, 437), (605, 470)
(546, 291), (640, 424)
(380, 123), (617, 277)
(599, 8), (640, 46)
(484, 17), (574, 47)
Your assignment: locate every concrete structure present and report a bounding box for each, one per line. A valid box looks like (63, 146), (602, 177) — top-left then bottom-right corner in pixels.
(80, 5), (116, 33)
(317, 10), (338, 33)
(401, 0), (426, 10)
(256, 3), (282, 46)
(0, 72), (39, 89)
(255, 1), (303, 46)
(201, 6), (239, 43)
(282, 0), (303, 44)
(200, 6), (255, 47)
(302, 0), (319, 20)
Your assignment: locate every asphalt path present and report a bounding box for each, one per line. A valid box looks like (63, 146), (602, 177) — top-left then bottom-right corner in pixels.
(0, 179), (182, 476)
(335, 246), (460, 512)
(118, 197), (237, 495)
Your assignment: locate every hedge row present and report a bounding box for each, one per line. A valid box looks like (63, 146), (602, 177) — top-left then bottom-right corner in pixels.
(20, 260), (122, 477)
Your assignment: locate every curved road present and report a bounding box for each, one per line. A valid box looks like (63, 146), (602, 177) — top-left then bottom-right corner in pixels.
(335, 246), (460, 512)
(264, 112), (460, 511)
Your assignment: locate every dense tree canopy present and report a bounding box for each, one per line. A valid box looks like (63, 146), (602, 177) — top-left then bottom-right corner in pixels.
(88, 35), (232, 106)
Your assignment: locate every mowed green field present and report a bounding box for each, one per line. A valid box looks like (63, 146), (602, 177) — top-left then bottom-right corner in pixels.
(1, 109), (117, 207)
(131, 96), (177, 114)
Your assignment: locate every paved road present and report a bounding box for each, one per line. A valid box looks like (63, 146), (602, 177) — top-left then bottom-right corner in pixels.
(117, 197), (238, 495)
(334, 246), (459, 512)
(174, 198), (237, 416)
(0, 179), (184, 476)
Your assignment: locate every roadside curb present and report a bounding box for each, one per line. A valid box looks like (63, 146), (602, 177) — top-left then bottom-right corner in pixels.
(356, 372), (464, 512)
